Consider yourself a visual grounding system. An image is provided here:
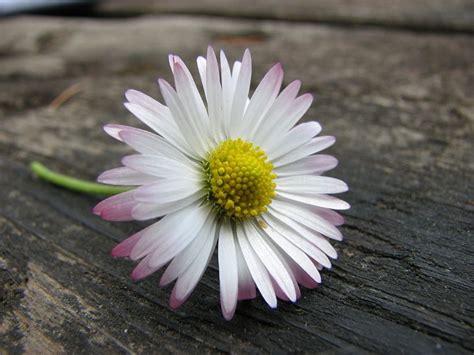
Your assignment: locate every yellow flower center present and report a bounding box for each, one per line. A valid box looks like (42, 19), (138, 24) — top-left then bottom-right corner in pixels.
(205, 138), (276, 220)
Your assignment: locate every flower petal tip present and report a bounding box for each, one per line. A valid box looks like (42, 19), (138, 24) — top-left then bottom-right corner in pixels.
(159, 274), (173, 287)
(124, 88), (136, 100)
(273, 62), (283, 72)
(169, 296), (184, 310)
(96, 172), (107, 184)
(207, 45), (215, 54)
(130, 271), (141, 282)
(110, 248), (121, 258)
(92, 205), (102, 216)
(222, 310), (236, 321)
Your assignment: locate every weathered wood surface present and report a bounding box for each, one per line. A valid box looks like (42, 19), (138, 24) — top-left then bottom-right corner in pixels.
(98, 0), (474, 33)
(0, 12), (473, 354)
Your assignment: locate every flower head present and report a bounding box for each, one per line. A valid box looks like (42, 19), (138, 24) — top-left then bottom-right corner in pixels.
(94, 48), (349, 320)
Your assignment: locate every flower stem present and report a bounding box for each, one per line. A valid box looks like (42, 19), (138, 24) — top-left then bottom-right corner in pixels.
(30, 161), (131, 196)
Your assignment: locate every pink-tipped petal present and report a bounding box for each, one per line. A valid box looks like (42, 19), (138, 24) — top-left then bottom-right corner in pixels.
(239, 62), (284, 135)
(158, 78), (207, 158)
(237, 223), (277, 309)
(275, 155), (338, 177)
(131, 254), (160, 281)
(170, 218), (218, 309)
(258, 216), (322, 283)
(267, 121), (322, 161)
(98, 167), (157, 186)
(273, 136), (336, 168)
(103, 124), (143, 142)
(272, 279), (290, 301)
(111, 232), (143, 258)
(169, 284), (186, 309)
(236, 241), (257, 301)
(292, 262), (320, 289)
(124, 90), (195, 158)
(265, 209), (334, 268)
(312, 206), (346, 226)
(251, 80), (301, 142)
(245, 222), (297, 302)
(93, 190), (136, 221)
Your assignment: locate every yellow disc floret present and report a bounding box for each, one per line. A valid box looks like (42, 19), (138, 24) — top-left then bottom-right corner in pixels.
(205, 138), (276, 220)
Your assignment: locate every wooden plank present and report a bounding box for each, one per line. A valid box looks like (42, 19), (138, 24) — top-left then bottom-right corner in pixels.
(98, 0), (474, 32)
(0, 15), (473, 353)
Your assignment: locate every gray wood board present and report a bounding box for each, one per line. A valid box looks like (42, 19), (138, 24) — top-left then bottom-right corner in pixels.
(98, 0), (474, 33)
(0, 16), (473, 353)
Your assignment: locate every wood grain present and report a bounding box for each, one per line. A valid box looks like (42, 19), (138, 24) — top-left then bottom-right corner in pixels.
(0, 14), (473, 354)
(98, 0), (474, 33)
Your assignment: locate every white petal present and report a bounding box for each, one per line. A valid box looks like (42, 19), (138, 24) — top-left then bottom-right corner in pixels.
(103, 124), (143, 142)
(171, 58), (211, 149)
(119, 129), (198, 168)
(256, 217), (321, 283)
(158, 79), (207, 158)
(258, 93), (312, 149)
(146, 205), (211, 268)
(160, 214), (216, 286)
(97, 167), (157, 186)
(276, 175), (348, 194)
(220, 50), (233, 136)
(229, 49), (252, 137)
(273, 136), (336, 168)
(130, 203), (200, 260)
(275, 155), (338, 176)
(245, 222), (297, 302)
(171, 218), (218, 308)
(270, 199), (342, 241)
(268, 206), (338, 258)
(237, 223), (277, 308)
(123, 102), (193, 158)
(124, 91), (193, 157)
(277, 191), (350, 210)
(312, 206), (345, 226)
(124, 89), (173, 126)
(250, 80), (301, 142)
(275, 93), (313, 134)
(206, 47), (225, 143)
(267, 244), (301, 300)
(133, 178), (203, 204)
(131, 190), (206, 220)
(196, 56), (207, 97)
(237, 63), (283, 136)
(236, 241), (256, 300)
(267, 121), (321, 160)
(263, 212), (333, 267)
(171, 55), (209, 127)
(283, 253), (320, 289)
(131, 252), (161, 280)
(122, 154), (200, 180)
(218, 220), (239, 320)
(232, 61), (241, 82)
(92, 190), (136, 221)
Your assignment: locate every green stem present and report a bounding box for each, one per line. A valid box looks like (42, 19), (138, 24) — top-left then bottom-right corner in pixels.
(30, 161), (131, 196)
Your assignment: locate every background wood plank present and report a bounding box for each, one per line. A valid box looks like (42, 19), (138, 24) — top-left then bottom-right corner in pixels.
(0, 15), (473, 353)
(98, 0), (474, 33)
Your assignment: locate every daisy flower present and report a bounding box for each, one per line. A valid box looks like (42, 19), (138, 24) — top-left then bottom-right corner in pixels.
(93, 47), (349, 320)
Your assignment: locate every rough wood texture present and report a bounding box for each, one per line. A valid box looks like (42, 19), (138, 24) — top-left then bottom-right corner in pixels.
(0, 13), (473, 354)
(98, 0), (474, 33)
